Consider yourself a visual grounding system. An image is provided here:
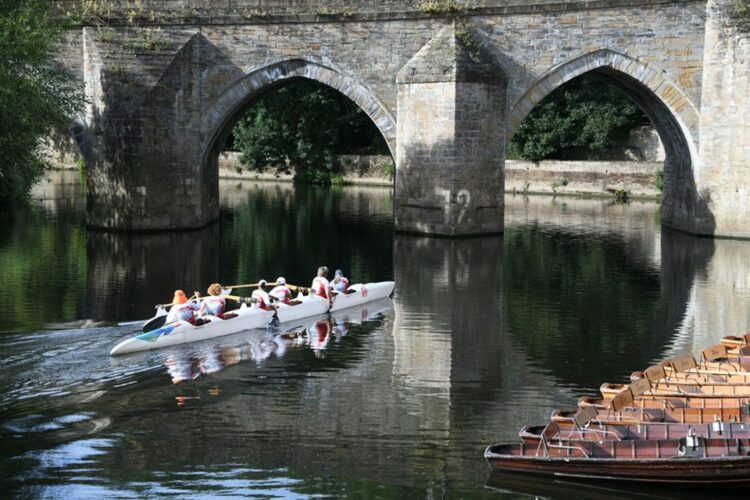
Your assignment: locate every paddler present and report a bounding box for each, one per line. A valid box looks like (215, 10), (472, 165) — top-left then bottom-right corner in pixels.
(269, 277), (292, 304)
(330, 269), (349, 293)
(198, 283), (226, 318)
(251, 280), (273, 310)
(311, 266), (332, 303)
(165, 290), (201, 323)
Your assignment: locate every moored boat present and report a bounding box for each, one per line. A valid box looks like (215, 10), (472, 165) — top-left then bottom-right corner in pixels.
(485, 426), (750, 484)
(552, 406), (750, 425)
(722, 333), (750, 350)
(601, 381), (750, 399)
(581, 394), (750, 409)
(110, 281), (394, 355)
(631, 362), (750, 385)
(519, 420), (750, 444)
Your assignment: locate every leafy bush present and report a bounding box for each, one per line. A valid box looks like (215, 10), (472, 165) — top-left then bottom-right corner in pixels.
(508, 74), (646, 162)
(232, 80), (389, 185)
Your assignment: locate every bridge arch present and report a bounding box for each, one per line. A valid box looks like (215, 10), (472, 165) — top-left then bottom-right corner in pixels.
(509, 49), (699, 161)
(200, 58), (397, 169)
(508, 49), (709, 233)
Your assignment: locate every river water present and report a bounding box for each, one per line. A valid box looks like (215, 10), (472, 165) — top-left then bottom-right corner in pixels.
(2, 172), (750, 498)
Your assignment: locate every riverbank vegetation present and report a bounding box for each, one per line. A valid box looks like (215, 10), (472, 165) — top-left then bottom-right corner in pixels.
(0, 0), (82, 205)
(231, 80), (389, 185)
(507, 75), (647, 162)
(231, 75), (650, 184)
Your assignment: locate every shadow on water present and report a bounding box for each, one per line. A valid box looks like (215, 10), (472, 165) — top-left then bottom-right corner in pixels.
(485, 471), (749, 499)
(84, 225), (220, 323)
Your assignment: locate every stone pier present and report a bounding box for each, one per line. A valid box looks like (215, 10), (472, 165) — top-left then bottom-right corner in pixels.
(394, 23), (506, 236)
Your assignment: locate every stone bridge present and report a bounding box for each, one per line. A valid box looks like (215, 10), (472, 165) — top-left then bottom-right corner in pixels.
(55, 0), (750, 237)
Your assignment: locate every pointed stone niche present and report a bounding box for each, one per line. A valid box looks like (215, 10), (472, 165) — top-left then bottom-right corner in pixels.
(395, 22), (507, 237)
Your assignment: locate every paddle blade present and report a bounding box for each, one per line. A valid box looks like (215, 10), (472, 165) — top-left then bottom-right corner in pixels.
(143, 315), (167, 332)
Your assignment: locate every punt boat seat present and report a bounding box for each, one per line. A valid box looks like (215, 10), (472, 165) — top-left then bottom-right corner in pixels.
(567, 406), (620, 441)
(536, 421), (590, 458)
(666, 355), (698, 374)
(607, 388), (642, 423)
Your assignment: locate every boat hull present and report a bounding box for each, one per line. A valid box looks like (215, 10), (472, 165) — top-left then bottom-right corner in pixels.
(556, 405), (750, 425)
(519, 422), (750, 444)
(601, 382), (750, 399)
(484, 443), (750, 484)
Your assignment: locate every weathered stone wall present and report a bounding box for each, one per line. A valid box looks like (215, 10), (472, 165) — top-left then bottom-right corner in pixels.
(395, 23), (506, 236)
(506, 160), (663, 197)
(217, 152), (394, 185)
(55, 0), (750, 237)
(694, 0), (750, 238)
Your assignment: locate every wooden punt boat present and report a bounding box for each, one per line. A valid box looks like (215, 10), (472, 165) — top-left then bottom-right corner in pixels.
(553, 405), (749, 425)
(485, 421), (750, 484)
(582, 394), (749, 410)
(597, 377), (750, 405)
(519, 420), (750, 444)
(574, 384), (750, 424)
(601, 381), (750, 398)
(545, 405), (750, 436)
(110, 281), (394, 355)
(630, 363), (750, 385)
(661, 345), (750, 376)
(722, 333), (750, 350)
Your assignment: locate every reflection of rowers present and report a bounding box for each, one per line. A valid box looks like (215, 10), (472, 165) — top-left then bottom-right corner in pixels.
(307, 318), (332, 356)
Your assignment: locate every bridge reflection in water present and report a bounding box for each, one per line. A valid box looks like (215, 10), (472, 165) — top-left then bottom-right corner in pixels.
(10, 182), (750, 496)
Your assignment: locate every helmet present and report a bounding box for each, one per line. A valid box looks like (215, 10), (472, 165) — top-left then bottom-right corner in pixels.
(335, 269), (343, 277)
(258, 279), (267, 287)
(276, 277), (286, 285)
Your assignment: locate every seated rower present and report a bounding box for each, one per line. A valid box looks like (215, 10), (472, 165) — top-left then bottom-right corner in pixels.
(166, 290), (201, 323)
(198, 283), (226, 318)
(311, 266), (332, 303)
(330, 269), (349, 293)
(270, 277), (292, 304)
(251, 280), (273, 310)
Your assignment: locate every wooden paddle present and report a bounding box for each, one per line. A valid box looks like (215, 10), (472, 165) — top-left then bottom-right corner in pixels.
(225, 282), (276, 289)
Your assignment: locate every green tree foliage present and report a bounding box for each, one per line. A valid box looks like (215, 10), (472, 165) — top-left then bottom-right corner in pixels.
(231, 80), (389, 184)
(508, 74), (647, 161)
(0, 0), (82, 204)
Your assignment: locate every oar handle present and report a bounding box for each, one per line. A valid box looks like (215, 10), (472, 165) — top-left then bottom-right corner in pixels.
(155, 293), (198, 309)
(226, 282), (277, 289)
(226, 282), (310, 293)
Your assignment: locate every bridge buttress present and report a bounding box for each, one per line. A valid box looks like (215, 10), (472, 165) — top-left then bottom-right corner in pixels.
(395, 23), (507, 237)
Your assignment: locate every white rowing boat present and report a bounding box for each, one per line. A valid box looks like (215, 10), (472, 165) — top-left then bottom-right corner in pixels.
(109, 281), (394, 355)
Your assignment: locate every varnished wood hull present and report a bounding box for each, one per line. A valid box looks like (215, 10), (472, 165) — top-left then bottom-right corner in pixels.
(485, 442), (750, 484)
(519, 422), (750, 444)
(601, 382), (750, 399)
(581, 394), (750, 409)
(558, 405), (750, 425)
(631, 370), (750, 385)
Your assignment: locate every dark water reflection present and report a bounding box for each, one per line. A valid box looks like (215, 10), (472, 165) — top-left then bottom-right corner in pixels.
(3, 176), (750, 497)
